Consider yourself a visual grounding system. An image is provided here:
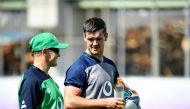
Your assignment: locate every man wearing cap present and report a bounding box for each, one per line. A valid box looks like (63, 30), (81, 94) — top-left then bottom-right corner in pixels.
(18, 32), (68, 109)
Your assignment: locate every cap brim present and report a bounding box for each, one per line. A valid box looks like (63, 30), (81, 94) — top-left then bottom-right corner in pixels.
(55, 43), (69, 49)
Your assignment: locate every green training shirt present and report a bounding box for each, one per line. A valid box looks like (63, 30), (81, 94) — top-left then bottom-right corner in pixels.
(18, 65), (63, 109)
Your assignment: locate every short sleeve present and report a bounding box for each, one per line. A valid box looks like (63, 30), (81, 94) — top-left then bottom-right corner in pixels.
(64, 64), (87, 89)
(18, 78), (41, 109)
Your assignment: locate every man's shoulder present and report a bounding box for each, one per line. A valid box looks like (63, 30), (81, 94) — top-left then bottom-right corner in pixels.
(103, 56), (116, 65)
(72, 53), (94, 67)
(23, 66), (49, 84)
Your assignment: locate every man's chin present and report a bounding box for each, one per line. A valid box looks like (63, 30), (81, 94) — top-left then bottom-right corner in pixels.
(91, 52), (99, 55)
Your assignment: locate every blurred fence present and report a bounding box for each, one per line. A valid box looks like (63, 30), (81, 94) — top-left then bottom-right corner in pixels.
(0, 0), (189, 77)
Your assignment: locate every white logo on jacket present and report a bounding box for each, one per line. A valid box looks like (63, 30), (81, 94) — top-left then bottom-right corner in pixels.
(103, 81), (113, 96)
(21, 100), (27, 109)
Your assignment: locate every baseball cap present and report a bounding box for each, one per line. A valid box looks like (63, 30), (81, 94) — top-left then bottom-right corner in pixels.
(29, 32), (68, 52)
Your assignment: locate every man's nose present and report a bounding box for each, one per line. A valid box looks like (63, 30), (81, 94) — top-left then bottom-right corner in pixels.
(93, 40), (98, 45)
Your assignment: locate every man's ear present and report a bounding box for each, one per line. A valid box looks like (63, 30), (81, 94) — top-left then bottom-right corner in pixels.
(83, 33), (86, 41)
(104, 32), (108, 41)
(83, 33), (86, 38)
(42, 49), (48, 57)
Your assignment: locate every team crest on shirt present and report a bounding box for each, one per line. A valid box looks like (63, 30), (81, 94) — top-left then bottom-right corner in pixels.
(46, 88), (51, 94)
(56, 97), (63, 109)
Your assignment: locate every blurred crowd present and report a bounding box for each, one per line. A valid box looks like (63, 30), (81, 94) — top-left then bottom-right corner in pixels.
(0, 20), (186, 77)
(125, 26), (151, 76)
(2, 42), (21, 75)
(1, 39), (33, 76)
(159, 21), (184, 76)
(125, 20), (185, 76)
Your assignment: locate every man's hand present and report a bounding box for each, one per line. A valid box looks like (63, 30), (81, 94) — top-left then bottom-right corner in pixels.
(104, 97), (124, 109)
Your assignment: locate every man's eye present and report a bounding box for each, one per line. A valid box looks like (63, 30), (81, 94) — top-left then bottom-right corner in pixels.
(96, 38), (102, 41)
(88, 38), (93, 41)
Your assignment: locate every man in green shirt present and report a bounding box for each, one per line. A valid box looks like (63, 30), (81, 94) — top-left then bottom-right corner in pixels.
(18, 32), (68, 109)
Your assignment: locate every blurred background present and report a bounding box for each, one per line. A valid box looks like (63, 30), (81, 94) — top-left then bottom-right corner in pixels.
(0, 0), (190, 109)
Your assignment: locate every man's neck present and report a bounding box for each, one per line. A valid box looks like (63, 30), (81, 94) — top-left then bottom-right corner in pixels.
(85, 49), (103, 61)
(33, 59), (49, 74)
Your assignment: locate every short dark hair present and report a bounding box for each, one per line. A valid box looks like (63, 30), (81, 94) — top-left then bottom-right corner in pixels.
(83, 17), (107, 33)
